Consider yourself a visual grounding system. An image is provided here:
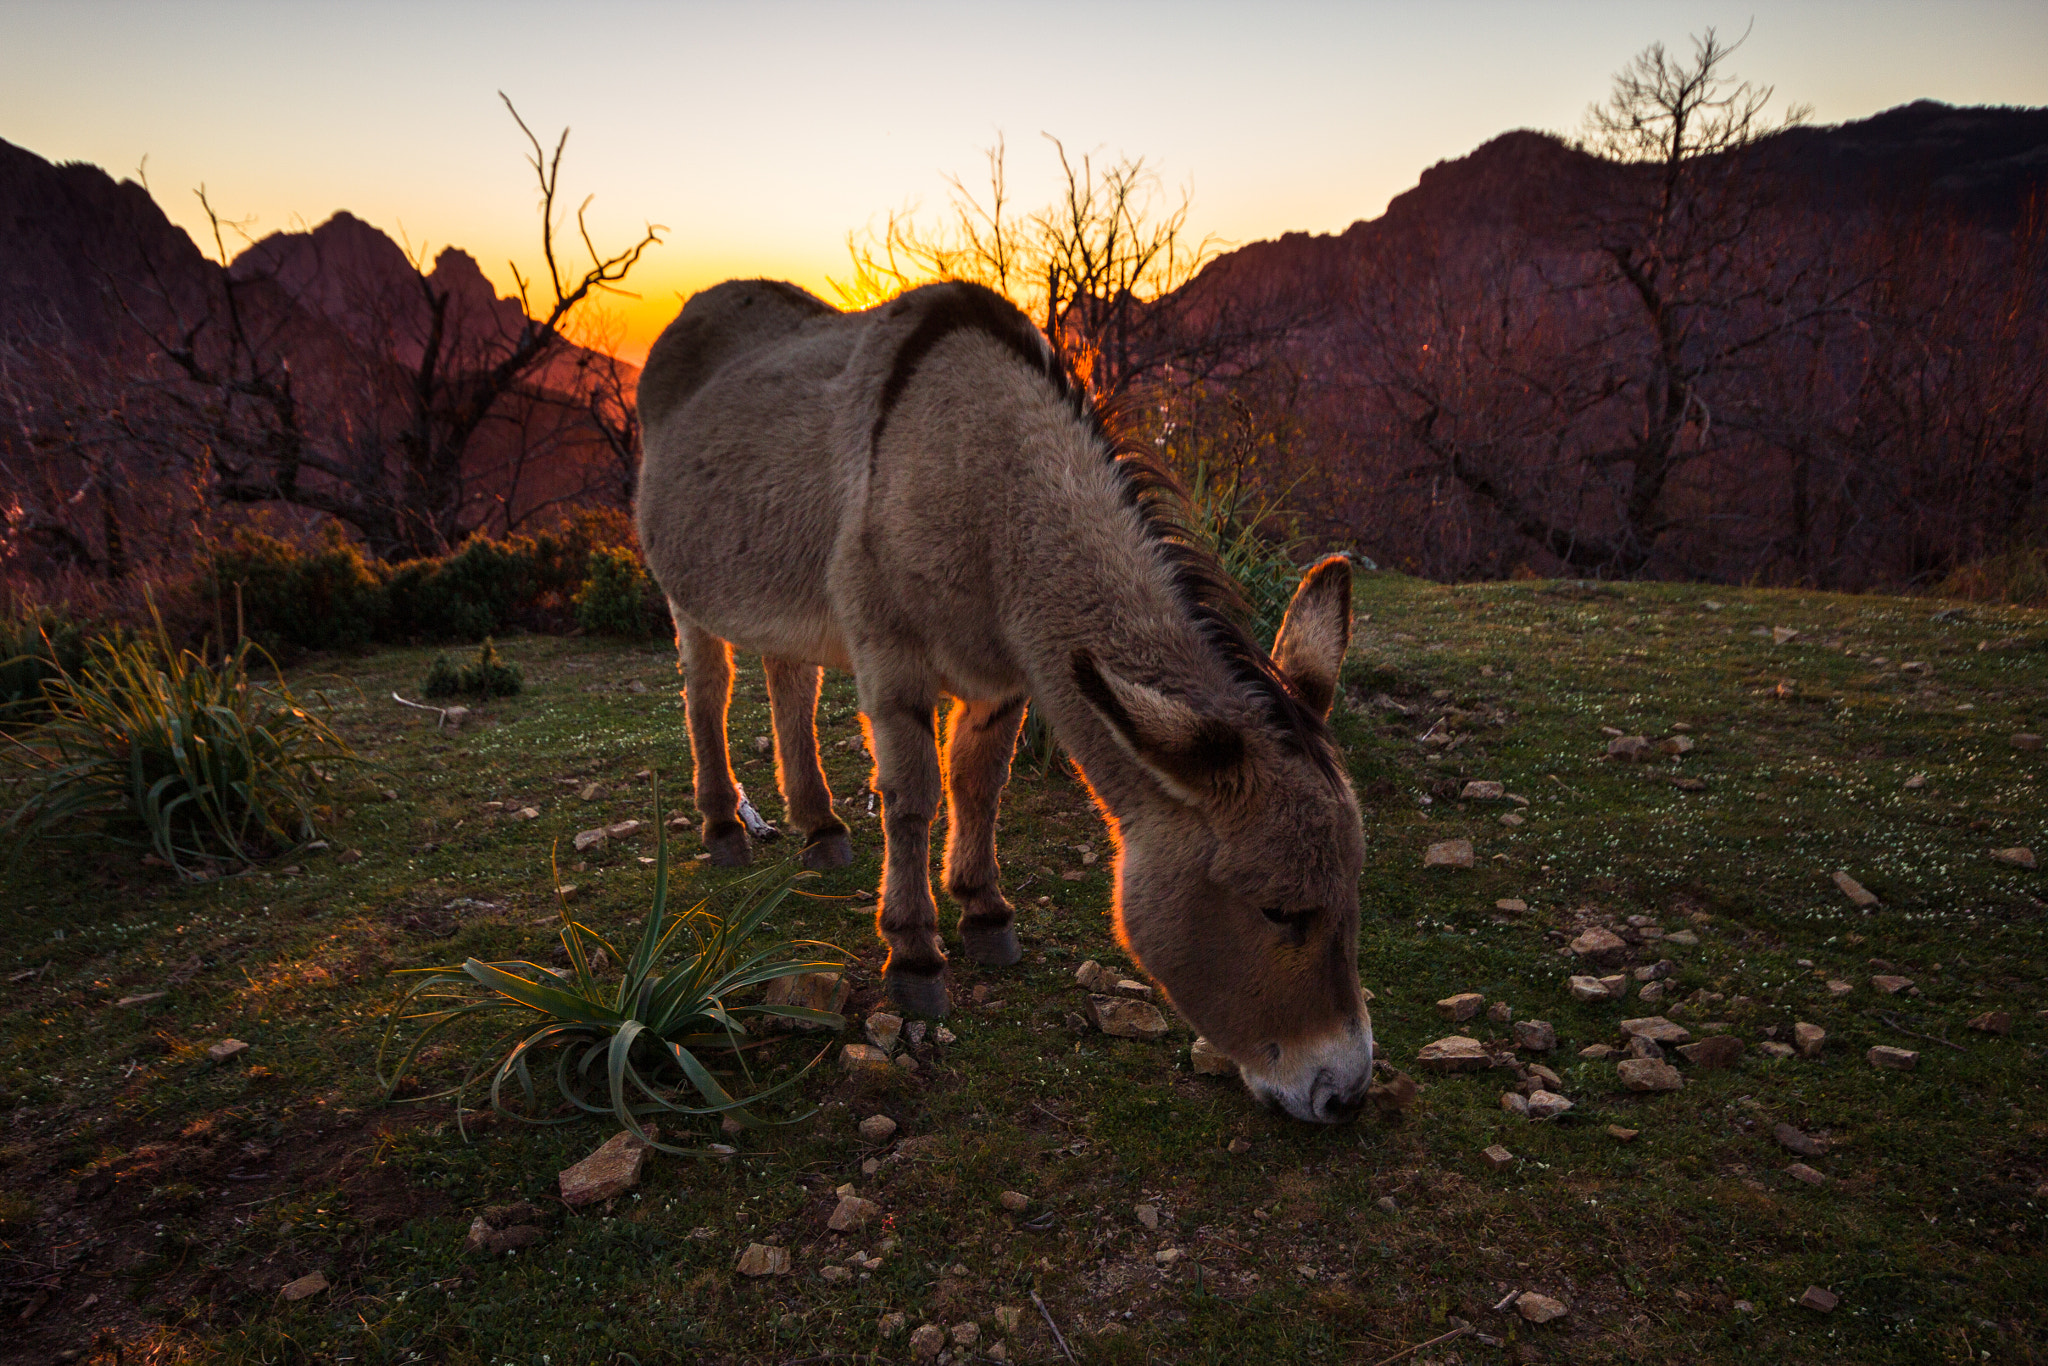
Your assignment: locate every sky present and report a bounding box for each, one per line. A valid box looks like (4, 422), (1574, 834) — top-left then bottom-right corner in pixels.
(5, 1), (2046, 362)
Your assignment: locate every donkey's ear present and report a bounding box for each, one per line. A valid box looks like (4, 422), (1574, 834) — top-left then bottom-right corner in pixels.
(1071, 650), (1244, 805)
(1271, 555), (1352, 718)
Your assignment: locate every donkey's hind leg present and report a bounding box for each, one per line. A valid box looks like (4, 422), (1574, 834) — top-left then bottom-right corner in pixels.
(859, 681), (950, 1017)
(764, 656), (852, 870)
(678, 621), (750, 866)
(942, 694), (1027, 967)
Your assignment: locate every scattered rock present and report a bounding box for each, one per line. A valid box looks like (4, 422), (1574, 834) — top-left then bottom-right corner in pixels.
(1569, 928), (1628, 965)
(1867, 1045), (1918, 1071)
(952, 1322), (981, 1348)
(909, 1323), (946, 1358)
(512, 806), (540, 821)
(1663, 929), (1700, 947)
(1794, 1022), (1826, 1056)
(878, 1311), (907, 1339)
(1516, 1291), (1568, 1323)
(1826, 978), (1854, 998)
(1424, 839), (1475, 869)
(1579, 1043), (1619, 1060)
(998, 1191), (1030, 1212)
(828, 1195), (882, 1232)
(606, 820), (644, 839)
(1606, 1125), (1638, 1141)
(1074, 960), (1119, 992)
(1488, 1001), (1514, 1024)
(840, 1044), (893, 1072)
(1085, 994), (1171, 1040)
(1771, 626), (1800, 645)
(207, 1038), (250, 1063)
(668, 813), (694, 831)
(1526, 1090), (1573, 1119)
(559, 1128), (655, 1208)
(764, 972), (851, 1026)
(1495, 898), (1528, 913)
(1570, 975), (1627, 1003)
(858, 1114), (898, 1144)
(573, 827), (608, 852)
(1619, 1016), (1691, 1044)
(1625, 1034), (1665, 1061)
(737, 1243), (790, 1277)
(1798, 1285), (1838, 1313)
(1190, 1036), (1238, 1077)
(116, 992), (166, 1008)
(1227, 1138), (1252, 1154)
(1677, 1036), (1744, 1070)
(1617, 1058), (1684, 1092)
(279, 1271), (329, 1301)
(1366, 1067), (1420, 1112)
(1786, 1163), (1827, 1186)
(579, 783), (607, 802)
(1966, 1010), (2012, 1036)
(1606, 735), (1652, 761)
(904, 1021), (927, 1046)
(1991, 847), (2037, 869)
(1637, 981), (1667, 1005)
(1773, 1123), (1826, 1157)
(1871, 975), (1913, 995)
(1114, 978), (1153, 998)
(1416, 1036), (1491, 1071)
(820, 1264), (853, 1284)
(994, 1306), (1022, 1334)
(1436, 992), (1486, 1022)
(865, 1012), (904, 1053)
(1481, 1144), (1514, 1171)
(1758, 1041), (1796, 1059)
(1500, 1091), (1529, 1117)
(934, 1026), (956, 1045)
(1499, 811), (1525, 827)
(1513, 1019), (1556, 1052)
(1460, 780), (1505, 800)
(1904, 773), (1927, 789)
(2012, 733), (2043, 751)
(1658, 734), (1695, 756)
(1134, 1203), (1160, 1229)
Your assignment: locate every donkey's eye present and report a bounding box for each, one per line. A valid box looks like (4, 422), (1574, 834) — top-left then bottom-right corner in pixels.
(1262, 906), (1311, 928)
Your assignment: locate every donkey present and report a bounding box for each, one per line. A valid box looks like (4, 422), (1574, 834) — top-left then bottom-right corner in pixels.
(635, 279), (1373, 1122)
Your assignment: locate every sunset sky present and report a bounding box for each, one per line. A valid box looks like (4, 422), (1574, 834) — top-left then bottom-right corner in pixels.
(6, 1), (2045, 362)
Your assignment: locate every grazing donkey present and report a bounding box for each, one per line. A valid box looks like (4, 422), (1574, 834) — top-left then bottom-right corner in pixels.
(636, 279), (1374, 1122)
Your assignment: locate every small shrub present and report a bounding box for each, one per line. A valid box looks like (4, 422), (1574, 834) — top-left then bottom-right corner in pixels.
(1937, 545), (2048, 608)
(422, 654), (464, 700)
(3, 605), (357, 875)
(575, 545), (664, 638)
(421, 639), (522, 700)
(378, 804), (848, 1150)
(0, 604), (89, 724)
(206, 528), (387, 655)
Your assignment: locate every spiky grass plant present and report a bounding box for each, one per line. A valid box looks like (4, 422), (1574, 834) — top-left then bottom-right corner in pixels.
(2, 606), (355, 876)
(377, 803), (849, 1153)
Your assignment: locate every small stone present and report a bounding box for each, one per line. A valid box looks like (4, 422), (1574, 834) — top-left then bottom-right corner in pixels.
(1134, 1202), (1161, 1228)
(840, 1043), (893, 1072)
(1579, 1043), (1619, 1060)
(1867, 1045), (1918, 1071)
(1658, 734), (1695, 756)
(1227, 1138), (1252, 1154)
(2012, 733), (2044, 751)
(828, 1195), (882, 1232)
(1436, 992), (1486, 1022)
(1495, 898), (1528, 913)
(865, 1012), (904, 1052)
(1904, 773), (1927, 789)
(279, 1270), (328, 1301)
(1625, 1034), (1665, 1061)
(1794, 1022), (1826, 1056)
(909, 1323), (946, 1359)
(1966, 1010), (2012, 1035)
(952, 1322), (981, 1348)
(1114, 979), (1153, 998)
(1758, 1041), (1795, 1058)
(1499, 811), (1525, 827)
(1663, 929), (1700, 947)
(1677, 1036), (1744, 1070)
(116, 992), (166, 1008)
(1606, 1125), (1638, 1142)
(1619, 1016), (1691, 1044)
(1085, 994), (1171, 1040)
(668, 813), (694, 830)
(1830, 871), (1879, 907)
(1488, 1000), (1514, 1024)
(821, 1264), (853, 1284)
(559, 1128), (654, 1207)
(1416, 1035), (1491, 1071)
(1500, 1091), (1529, 1117)
(1991, 847), (2037, 869)
(1606, 735), (1652, 761)
(1526, 1090), (1573, 1119)
(934, 1026), (956, 1045)
(513, 806), (540, 820)
(207, 1038), (250, 1063)
(1481, 1144), (1514, 1171)
(1074, 960), (1118, 992)
(998, 1190), (1030, 1212)
(1899, 660), (1931, 675)
(579, 783), (607, 801)
(1460, 780), (1505, 800)
(1870, 975), (1913, 996)
(1637, 981), (1667, 1005)
(1799, 1285), (1838, 1313)
(1375, 1195), (1398, 1213)
(1569, 928), (1628, 965)
(605, 820), (643, 839)
(893, 1053), (920, 1074)
(1365, 1067), (1420, 1112)
(573, 827), (607, 852)
(1513, 1019), (1556, 1052)
(1516, 1291), (1568, 1323)
(1617, 1058), (1684, 1092)
(1786, 1163), (1827, 1186)
(858, 1114), (898, 1144)
(903, 1020), (927, 1046)
(1154, 1248), (1181, 1266)
(1570, 975), (1618, 1003)
(1424, 839), (1475, 869)
(995, 1305), (1022, 1334)
(1527, 1063), (1562, 1088)
(1190, 1036), (1238, 1077)
(765, 971), (851, 1025)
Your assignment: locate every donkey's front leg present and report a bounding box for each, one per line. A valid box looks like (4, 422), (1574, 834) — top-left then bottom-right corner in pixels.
(862, 690), (950, 1017)
(764, 657), (853, 870)
(943, 695), (1027, 966)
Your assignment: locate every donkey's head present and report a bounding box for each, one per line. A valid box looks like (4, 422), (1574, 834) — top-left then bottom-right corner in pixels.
(1073, 556), (1371, 1123)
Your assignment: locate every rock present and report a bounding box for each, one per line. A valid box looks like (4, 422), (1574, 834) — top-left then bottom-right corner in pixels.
(1991, 847), (2037, 869)
(1436, 992), (1486, 1022)
(1670, 776), (1709, 791)
(116, 992), (166, 1008)
(510, 805), (539, 820)
(1085, 994), (1171, 1040)
(952, 1322), (981, 1348)
(934, 1026), (956, 1045)
(1513, 1019), (1556, 1052)
(1366, 1068), (1420, 1112)
(1569, 928), (1628, 965)
(1488, 1001), (1514, 1024)
(1658, 734), (1695, 756)
(207, 1038), (250, 1063)
(1904, 773), (1927, 789)
(462, 1215), (494, 1253)
(279, 1270), (329, 1301)
(1114, 978), (1153, 999)
(1074, 960), (1119, 992)
(573, 827), (607, 852)
(1154, 1247), (1181, 1266)
(1634, 959), (1675, 981)
(1786, 1163), (1827, 1186)
(1417, 1036), (1491, 1071)
(893, 1054), (920, 1075)
(1500, 812), (1525, 827)
(1528, 1063), (1561, 1088)
(1625, 1034), (1664, 1061)
(1826, 978), (1854, 998)
(1867, 1045), (1918, 1071)
(1617, 1058), (1684, 1092)
(998, 1191), (1030, 1212)
(1830, 871), (1879, 907)
(606, 820), (644, 839)
(737, 1242), (790, 1277)
(579, 782), (607, 802)
(1772, 626), (1801, 645)
(1606, 1125), (1638, 1141)
(1799, 1285), (1838, 1313)
(1375, 1195), (1399, 1214)
(821, 1264), (853, 1284)
(1570, 975), (1618, 1003)
(1526, 1090), (1573, 1119)
(1516, 1292), (1568, 1323)
(1966, 1010), (2012, 1035)
(1871, 975), (1913, 995)
(1481, 1144), (1514, 1171)
(878, 1312), (908, 1339)
(909, 1323), (946, 1359)
(1495, 898), (1528, 913)
(1637, 981), (1667, 1005)
(2012, 733), (2044, 751)
(828, 1195), (881, 1232)
(1619, 1016), (1691, 1044)
(1794, 1022), (1826, 1056)
(1663, 929), (1700, 947)
(1606, 735), (1652, 761)
(903, 1020), (927, 1046)
(1135, 1203), (1160, 1229)
(858, 1114), (898, 1144)
(1424, 839), (1475, 869)
(1460, 780), (1505, 800)
(995, 1305), (1022, 1333)
(865, 1012), (904, 1052)
(1579, 1043), (1619, 1060)
(1758, 1041), (1796, 1059)
(1190, 1036), (1238, 1077)
(668, 813), (694, 830)
(1227, 1138), (1252, 1154)
(559, 1129), (654, 1208)
(1500, 1091), (1529, 1117)
(840, 1044), (893, 1072)
(1677, 1036), (1744, 1070)
(484, 1224), (544, 1254)
(764, 972), (851, 1026)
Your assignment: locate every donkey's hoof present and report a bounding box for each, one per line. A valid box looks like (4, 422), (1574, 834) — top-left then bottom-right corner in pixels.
(801, 831), (854, 871)
(960, 922), (1021, 967)
(884, 971), (951, 1019)
(704, 820), (752, 867)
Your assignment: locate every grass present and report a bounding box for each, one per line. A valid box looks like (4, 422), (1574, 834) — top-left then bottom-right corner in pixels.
(0, 577), (2041, 1364)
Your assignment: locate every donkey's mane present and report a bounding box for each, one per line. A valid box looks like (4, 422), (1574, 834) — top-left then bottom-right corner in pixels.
(870, 281), (1338, 777)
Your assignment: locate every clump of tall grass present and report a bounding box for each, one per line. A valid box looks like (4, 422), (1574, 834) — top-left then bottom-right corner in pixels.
(1936, 545), (2048, 608)
(422, 637), (523, 700)
(1, 606), (355, 876)
(378, 799), (848, 1152)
